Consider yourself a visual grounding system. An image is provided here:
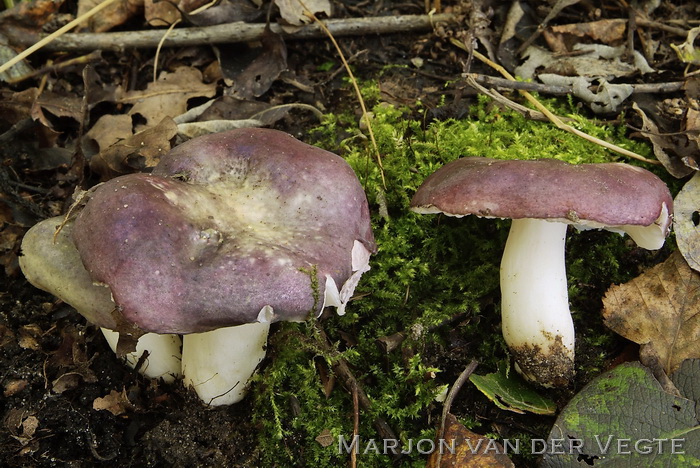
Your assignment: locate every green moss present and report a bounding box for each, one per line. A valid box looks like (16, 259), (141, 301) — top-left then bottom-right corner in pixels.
(253, 90), (671, 466)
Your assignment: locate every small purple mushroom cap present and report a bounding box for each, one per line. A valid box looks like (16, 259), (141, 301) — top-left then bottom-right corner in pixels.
(410, 157), (673, 248)
(71, 128), (376, 334)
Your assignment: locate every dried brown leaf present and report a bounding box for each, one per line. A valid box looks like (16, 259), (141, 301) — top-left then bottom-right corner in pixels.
(51, 373), (82, 394)
(228, 28), (288, 100)
(602, 251), (700, 375)
(77, 0), (143, 33)
(122, 67), (217, 130)
(0, 88), (38, 125)
(674, 172), (700, 272)
(631, 103), (695, 178)
(3, 379), (29, 397)
(18, 324), (42, 350)
(684, 106), (700, 158)
(90, 117), (177, 177)
(426, 413), (515, 468)
(83, 114), (134, 158)
(93, 389), (132, 416)
(26, 91), (84, 134)
(544, 19), (627, 53)
(275, 0), (330, 26)
(315, 428), (333, 447)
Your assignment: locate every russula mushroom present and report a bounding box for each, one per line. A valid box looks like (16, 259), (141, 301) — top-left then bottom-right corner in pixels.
(410, 157), (672, 387)
(52, 127), (374, 406)
(19, 217), (183, 383)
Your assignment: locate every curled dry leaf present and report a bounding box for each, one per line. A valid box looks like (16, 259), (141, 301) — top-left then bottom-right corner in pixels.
(674, 171), (700, 272)
(632, 103), (697, 178)
(93, 389), (132, 416)
(30, 91), (83, 130)
(602, 251), (700, 375)
(516, 43), (653, 81)
(82, 113), (133, 159)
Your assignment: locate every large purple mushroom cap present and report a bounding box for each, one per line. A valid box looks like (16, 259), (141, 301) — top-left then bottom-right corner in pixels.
(72, 128), (376, 334)
(410, 157), (673, 249)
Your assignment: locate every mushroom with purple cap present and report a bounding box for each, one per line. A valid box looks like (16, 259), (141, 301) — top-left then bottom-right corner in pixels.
(20, 128), (376, 405)
(20, 217), (183, 383)
(410, 157), (673, 387)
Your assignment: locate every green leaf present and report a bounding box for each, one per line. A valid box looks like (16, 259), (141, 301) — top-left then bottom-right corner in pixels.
(671, 359), (700, 408)
(469, 365), (557, 415)
(541, 362), (700, 467)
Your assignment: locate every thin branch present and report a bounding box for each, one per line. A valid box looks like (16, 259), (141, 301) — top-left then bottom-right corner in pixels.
(8, 14), (457, 52)
(634, 17), (690, 37)
(314, 325), (400, 453)
(351, 381), (359, 468)
(434, 360), (479, 468)
(468, 73), (684, 95)
(0, 0), (121, 75)
(452, 39), (661, 165)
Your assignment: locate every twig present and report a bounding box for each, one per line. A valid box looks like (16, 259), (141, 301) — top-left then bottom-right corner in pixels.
(634, 17), (690, 37)
(465, 75), (560, 122)
(434, 360), (478, 468)
(452, 39), (661, 165)
(314, 325), (400, 452)
(6, 51), (103, 85)
(8, 14), (457, 52)
(468, 73), (684, 95)
(0, 0), (121, 75)
(351, 382), (359, 468)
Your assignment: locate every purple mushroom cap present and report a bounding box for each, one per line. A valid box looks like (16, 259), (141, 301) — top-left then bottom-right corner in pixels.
(72, 128), (376, 334)
(410, 157), (673, 242)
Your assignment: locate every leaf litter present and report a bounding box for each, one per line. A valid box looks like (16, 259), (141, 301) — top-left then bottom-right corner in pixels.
(2, 0), (700, 466)
(602, 251), (700, 376)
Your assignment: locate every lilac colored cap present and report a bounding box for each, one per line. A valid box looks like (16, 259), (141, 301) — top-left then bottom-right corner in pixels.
(72, 128), (375, 334)
(410, 157), (673, 248)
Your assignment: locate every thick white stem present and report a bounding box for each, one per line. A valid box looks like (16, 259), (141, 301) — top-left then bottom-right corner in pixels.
(500, 218), (575, 386)
(100, 328), (182, 383)
(181, 322), (270, 406)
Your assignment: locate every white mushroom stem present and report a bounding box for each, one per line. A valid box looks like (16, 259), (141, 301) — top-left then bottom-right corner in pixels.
(100, 329), (183, 383)
(181, 322), (270, 406)
(500, 218), (575, 385)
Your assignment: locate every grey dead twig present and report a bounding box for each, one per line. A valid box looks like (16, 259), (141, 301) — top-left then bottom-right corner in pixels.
(7, 13), (457, 52)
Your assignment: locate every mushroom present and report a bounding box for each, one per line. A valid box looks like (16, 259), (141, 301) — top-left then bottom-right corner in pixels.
(59, 128), (375, 405)
(19, 217), (183, 383)
(410, 157), (673, 386)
